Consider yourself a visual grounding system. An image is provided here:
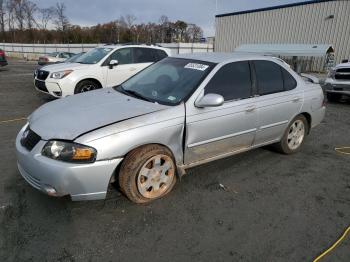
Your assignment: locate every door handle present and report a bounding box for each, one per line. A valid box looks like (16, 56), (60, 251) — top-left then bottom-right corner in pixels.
(292, 97), (302, 103)
(245, 106), (256, 113)
(129, 67), (137, 71)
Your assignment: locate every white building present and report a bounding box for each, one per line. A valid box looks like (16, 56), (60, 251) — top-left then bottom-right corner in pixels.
(215, 0), (350, 71)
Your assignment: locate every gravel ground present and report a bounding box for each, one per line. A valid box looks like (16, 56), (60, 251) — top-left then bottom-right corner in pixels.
(0, 61), (349, 262)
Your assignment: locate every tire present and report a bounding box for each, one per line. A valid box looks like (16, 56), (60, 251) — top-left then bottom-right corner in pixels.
(74, 80), (100, 94)
(119, 144), (177, 204)
(274, 115), (309, 155)
(327, 93), (341, 103)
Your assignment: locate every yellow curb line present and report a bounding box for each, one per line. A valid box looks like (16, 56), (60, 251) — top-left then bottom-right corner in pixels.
(335, 147), (350, 155)
(313, 226), (350, 262)
(0, 117), (27, 124)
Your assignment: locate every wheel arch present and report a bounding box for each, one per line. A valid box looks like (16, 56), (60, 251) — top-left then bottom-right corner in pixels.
(300, 112), (312, 134)
(112, 142), (181, 182)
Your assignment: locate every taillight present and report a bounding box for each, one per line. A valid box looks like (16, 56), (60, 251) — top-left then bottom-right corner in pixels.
(0, 50), (4, 57)
(322, 97), (327, 107)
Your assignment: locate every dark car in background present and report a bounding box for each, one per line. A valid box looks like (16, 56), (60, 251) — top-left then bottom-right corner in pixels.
(0, 49), (8, 67)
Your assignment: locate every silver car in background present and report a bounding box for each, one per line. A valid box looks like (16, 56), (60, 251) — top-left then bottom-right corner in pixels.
(16, 53), (326, 203)
(38, 51), (75, 65)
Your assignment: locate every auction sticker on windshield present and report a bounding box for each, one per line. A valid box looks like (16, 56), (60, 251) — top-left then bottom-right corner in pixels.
(184, 63), (209, 71)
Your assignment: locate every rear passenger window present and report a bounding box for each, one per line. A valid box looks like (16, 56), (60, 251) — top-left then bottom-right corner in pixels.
(134, 48), (155, 63)
(205, 61), (252, 101)
(254, 60), (284, 95)
(282, 68), (297, 91)
(154, 50), (168, 61)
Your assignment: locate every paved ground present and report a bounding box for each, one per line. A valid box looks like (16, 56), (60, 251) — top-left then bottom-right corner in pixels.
(0, 61), (349, 262)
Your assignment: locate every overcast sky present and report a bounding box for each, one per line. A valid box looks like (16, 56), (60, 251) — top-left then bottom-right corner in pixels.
(32, 0), (305, 36)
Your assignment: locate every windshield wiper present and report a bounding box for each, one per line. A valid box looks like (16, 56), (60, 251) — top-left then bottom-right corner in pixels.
(116, 85), (152, 102)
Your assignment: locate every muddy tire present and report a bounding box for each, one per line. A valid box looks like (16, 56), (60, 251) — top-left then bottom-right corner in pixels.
(274, 115), (309, 155)
(119, 144), (177, 204)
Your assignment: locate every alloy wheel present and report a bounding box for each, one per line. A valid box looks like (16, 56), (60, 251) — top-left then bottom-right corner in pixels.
(137, 154), (175, 199)
(287, 119), (305, 150)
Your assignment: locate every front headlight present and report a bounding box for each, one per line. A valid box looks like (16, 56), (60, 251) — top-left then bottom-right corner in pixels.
(42, 140), (97, 163)
(50, 70), (73, 79)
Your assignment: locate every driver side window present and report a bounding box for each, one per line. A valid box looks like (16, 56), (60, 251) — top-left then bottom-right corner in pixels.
(108, 48), (132, 65)
(205, 61), (252, 101)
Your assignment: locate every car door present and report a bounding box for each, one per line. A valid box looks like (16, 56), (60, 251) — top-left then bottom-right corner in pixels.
(184, 61), (257, 164)
(104, 47), (134, 87)
(253, 60), (303, 146)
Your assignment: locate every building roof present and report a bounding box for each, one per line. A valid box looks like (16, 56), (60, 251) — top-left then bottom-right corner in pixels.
(235, 44), (334, 57)
(216, 0), (338, 18)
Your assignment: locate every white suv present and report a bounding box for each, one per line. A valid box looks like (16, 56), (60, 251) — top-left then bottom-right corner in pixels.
(34, 45), (171, 98)
(324, 60), (350, 102)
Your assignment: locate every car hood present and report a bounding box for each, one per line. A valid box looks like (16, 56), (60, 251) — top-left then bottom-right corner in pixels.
(28, 88), (168, 140)
(39, 62), (91, 72)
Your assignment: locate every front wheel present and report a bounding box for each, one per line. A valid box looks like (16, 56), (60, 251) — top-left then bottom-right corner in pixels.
(119, 145), (177, 204)
(74, 80), (99, 94)
(274, 115), (308, 154)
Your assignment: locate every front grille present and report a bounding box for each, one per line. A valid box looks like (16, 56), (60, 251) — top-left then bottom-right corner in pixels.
(20, 128), (41, 151)
(36, 70), (49, 80)
(335, 68), (350, 80)
(35, 79), (48, 93)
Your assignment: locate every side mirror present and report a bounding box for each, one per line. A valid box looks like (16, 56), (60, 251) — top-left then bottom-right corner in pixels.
(109, 59), (119, 69)
(341, 59), (349, 63)
(195, 93), (224, 108)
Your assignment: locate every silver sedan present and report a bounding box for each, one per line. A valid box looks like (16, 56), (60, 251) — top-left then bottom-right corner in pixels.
(16, 53), (326, 203)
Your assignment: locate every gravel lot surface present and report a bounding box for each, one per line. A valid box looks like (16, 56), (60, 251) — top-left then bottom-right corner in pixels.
(0, 61), (349, 262)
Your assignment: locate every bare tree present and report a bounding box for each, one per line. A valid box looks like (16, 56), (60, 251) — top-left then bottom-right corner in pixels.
(115, 16), (127, 43)
(23, 0), (37, 29)
(186, 24), (203, 42)
(0, 0), (6, 34)
(159, 15), (169, 43)
(12, 0), (26, 30)
(54, 2), (69, 31)
(125, 14), (136, 29)
(5, 0), (16, 40)
(0, 4), (204, 44)
(38, 7), (54, 29)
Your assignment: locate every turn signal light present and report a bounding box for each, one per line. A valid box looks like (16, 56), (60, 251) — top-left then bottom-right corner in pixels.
(72, 148), (94, 160)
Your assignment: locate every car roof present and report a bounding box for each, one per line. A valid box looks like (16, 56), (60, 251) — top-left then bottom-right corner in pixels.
(102, 44), (167, 50)
(173, 52), (272, 63)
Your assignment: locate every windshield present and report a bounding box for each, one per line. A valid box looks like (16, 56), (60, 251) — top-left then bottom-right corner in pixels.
(65, 52), (85, 63)
(117, 57), (215, 105)
(75, 48), (112, 64)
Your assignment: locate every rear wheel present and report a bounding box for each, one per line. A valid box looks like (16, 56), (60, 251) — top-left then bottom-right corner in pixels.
(327, 93), (342, 102)
(119, 145), (177, 204)
(74, 80), (100, 94)
(274, 115), (308, 154)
